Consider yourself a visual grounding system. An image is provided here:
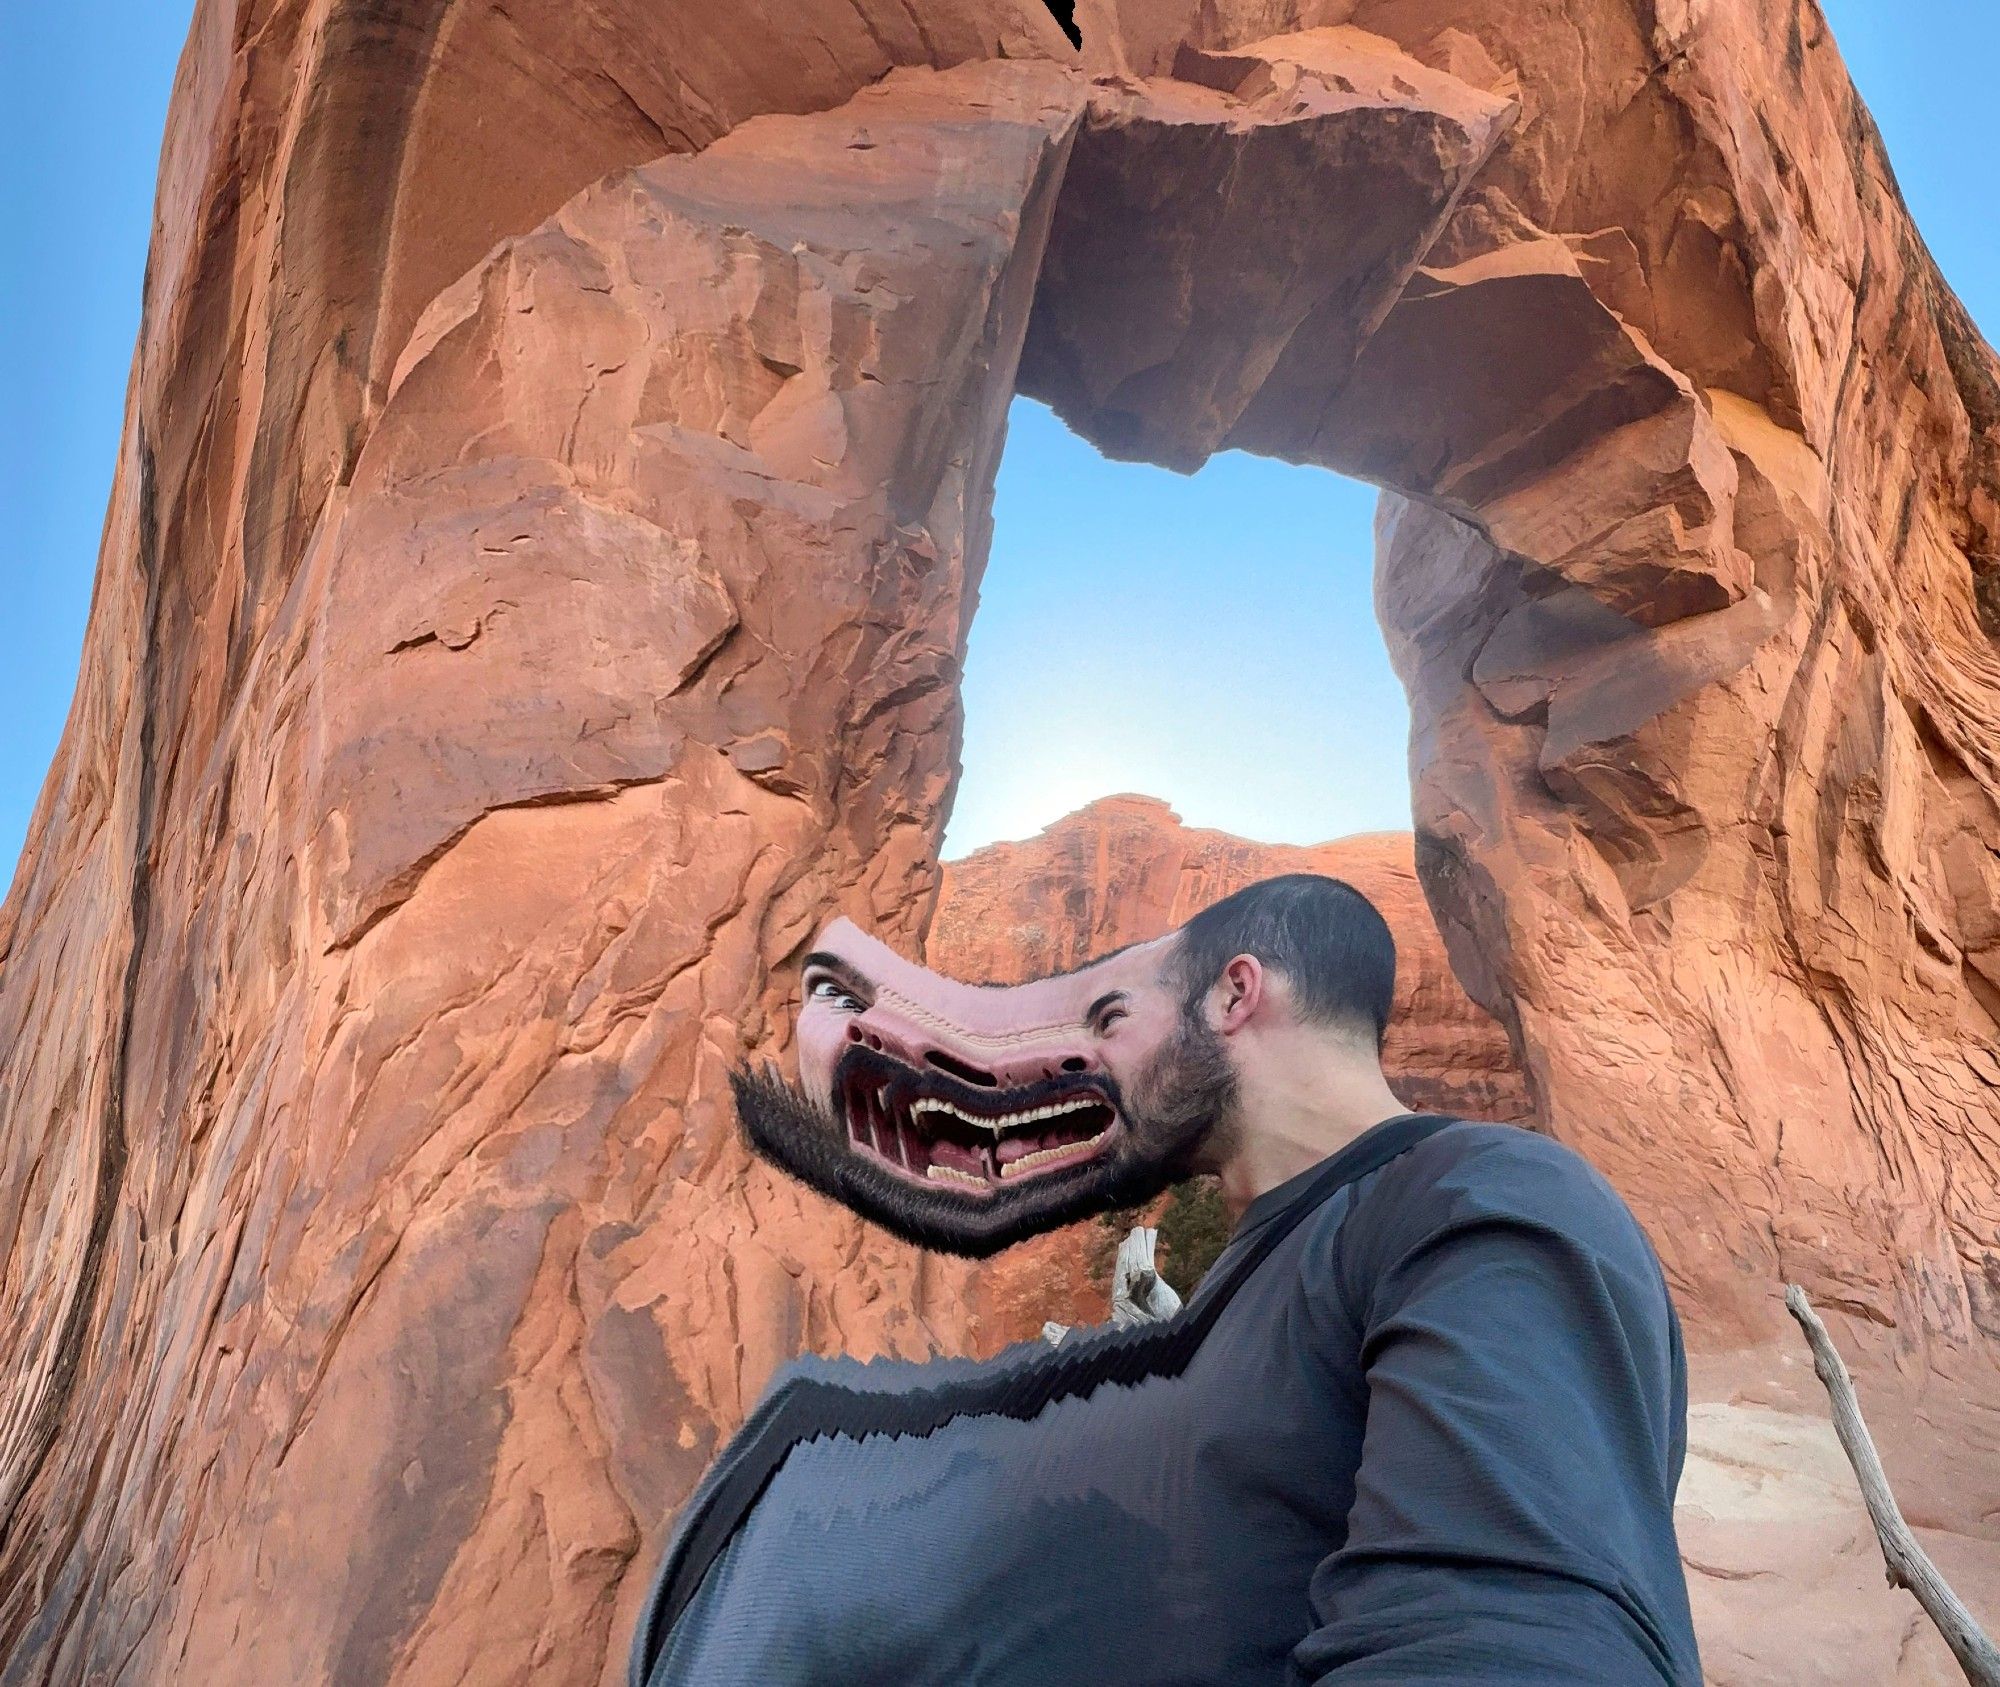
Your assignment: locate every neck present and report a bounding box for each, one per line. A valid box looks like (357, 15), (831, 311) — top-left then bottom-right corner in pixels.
(1209, 1036), (1409, 1225)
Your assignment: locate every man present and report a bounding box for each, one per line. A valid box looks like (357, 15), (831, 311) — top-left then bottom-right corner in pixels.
(629, 874), (1701, 1684)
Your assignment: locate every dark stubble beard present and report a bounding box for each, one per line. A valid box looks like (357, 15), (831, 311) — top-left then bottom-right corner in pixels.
(1119, 1002), (1240, 1184)
(730, 1002), (1241, 1259)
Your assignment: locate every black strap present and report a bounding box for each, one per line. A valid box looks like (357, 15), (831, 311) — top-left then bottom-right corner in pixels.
(630, 1111), (1460, 1682)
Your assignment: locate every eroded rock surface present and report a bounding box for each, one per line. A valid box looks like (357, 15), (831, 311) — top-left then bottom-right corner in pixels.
(0, 58), (1095, 1684)
(2, 0), (1998, 1681)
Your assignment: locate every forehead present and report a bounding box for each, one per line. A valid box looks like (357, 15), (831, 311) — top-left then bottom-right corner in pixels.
(805, 918), (1174, 1031)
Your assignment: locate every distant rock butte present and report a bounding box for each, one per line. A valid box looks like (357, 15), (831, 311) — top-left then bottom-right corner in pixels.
(1, 1), (1997, 1682)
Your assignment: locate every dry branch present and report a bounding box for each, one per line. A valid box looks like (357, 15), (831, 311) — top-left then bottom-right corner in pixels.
(1783, 1284), (2000, 1687)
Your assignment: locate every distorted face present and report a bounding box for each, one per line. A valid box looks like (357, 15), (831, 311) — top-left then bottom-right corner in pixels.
(731, 918), (1239, 1257)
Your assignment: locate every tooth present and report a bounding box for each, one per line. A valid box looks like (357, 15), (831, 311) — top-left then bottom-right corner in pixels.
(925, 1165), (985, 1187)
(904, 1099), (1119, 1136)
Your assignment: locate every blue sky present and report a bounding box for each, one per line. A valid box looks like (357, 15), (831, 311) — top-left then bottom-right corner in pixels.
(947, 406), (1390, 853)
(3, 4), (1994, 885)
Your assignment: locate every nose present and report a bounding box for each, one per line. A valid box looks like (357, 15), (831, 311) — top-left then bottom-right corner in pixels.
(922, 1047), (1002, 1089)
(846, 1020), (1098, 1090)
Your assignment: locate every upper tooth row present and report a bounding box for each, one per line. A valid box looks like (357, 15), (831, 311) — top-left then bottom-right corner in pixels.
(909, 1096), (1096, 1133)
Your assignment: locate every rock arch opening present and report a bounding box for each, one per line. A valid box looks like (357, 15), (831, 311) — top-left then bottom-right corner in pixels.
(946, 395), (1403, 858)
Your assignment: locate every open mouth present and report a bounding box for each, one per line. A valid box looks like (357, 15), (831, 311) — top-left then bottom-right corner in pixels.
(835, 1047), (1120, 1198)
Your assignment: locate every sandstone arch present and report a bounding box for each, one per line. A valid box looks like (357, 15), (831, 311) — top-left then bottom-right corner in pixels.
(2, 2), (1997, 1681)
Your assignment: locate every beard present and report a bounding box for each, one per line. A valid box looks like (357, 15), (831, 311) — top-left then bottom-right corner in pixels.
(731, 1007), (1239, 1259)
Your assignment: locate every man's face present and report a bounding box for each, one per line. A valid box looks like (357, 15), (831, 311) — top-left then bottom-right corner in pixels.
(732, 917), (1238, 1257)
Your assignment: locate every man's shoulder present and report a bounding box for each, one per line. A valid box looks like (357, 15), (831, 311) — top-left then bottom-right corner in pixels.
(1327, 1117), (1663, 1277)
(1405, 1115), (1602, 1177)
(1393, 1116), (1625, 1201)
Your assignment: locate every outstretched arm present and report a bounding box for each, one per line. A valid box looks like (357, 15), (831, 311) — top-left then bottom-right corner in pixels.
(1292, 1128), (1700, 1685)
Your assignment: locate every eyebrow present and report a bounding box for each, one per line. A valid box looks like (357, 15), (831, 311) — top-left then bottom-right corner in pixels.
(800, 951), (875, 995)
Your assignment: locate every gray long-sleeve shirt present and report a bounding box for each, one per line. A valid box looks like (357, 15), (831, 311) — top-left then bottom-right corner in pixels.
(631, 1117), (1701, 1684)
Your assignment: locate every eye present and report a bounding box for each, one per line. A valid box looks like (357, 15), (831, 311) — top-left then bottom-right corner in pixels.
(1094, 1004), (1128, 1034)
(807, 977), (864, 1012)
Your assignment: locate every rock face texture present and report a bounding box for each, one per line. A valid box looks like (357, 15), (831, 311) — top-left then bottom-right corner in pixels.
(2, 1), (1998, 1682)
(928, 794), (1532, 1352)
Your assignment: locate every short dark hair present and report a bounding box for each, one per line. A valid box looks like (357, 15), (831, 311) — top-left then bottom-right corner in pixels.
(1166, 874), (1396, 1048)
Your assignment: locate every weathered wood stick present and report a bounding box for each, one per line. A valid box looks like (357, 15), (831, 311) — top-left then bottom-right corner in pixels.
(1783, 1284), (2000, 1687)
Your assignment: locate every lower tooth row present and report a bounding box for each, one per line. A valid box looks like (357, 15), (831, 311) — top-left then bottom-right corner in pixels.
(925, 1164), (986, 1188)
(1000, 1127), (1110, 1178)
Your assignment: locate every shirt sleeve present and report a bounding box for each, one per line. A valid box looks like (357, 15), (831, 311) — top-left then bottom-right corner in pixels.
(1291, 1125), (1701, 1686)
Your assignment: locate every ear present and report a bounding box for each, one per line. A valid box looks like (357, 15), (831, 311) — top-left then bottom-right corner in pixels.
(1212, 954), (1264, 1035)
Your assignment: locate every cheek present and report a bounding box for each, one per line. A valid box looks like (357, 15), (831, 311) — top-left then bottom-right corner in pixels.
(796, 1010), (846, 1110)
(1102, 1016), (1176, 1093)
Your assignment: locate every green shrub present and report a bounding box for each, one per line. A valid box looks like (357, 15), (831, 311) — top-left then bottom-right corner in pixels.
(1155, 1177), (1229, 1297)
(1084, 1177), (1231, 1300)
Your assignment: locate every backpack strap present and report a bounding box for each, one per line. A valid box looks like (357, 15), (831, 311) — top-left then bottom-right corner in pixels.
(631, 1111), (1461, 1682)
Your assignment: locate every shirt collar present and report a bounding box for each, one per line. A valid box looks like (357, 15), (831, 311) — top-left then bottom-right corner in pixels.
(1226, 1111), (1429, 1242)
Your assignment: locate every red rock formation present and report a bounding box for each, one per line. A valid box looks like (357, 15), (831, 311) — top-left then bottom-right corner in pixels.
(926, 794), (1532, 1351)
(2, 1), (1997, 1681)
